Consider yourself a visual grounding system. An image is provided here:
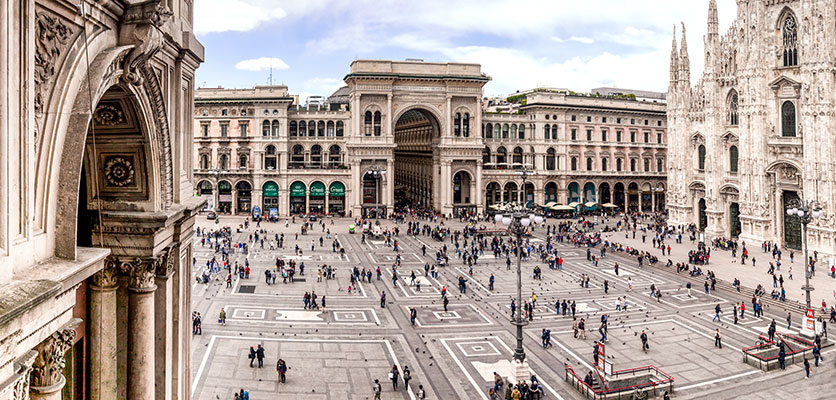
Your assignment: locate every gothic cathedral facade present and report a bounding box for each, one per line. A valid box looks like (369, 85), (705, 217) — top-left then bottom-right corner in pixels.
(666, 0), (836, 254)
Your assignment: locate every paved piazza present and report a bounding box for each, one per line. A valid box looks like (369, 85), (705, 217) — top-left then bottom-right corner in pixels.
(189, 215), (836, 399)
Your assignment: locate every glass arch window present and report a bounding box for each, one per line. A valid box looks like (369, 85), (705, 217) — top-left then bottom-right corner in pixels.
(782, 101), (796, 137)
(698, 145), (706, 170)
(729, 145), (739, 172)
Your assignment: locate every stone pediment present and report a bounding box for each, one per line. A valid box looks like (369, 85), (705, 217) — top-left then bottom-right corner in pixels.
(769, 76), (801, 98)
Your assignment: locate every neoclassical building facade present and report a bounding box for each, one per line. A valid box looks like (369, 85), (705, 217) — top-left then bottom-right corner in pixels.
(1, 0), (201, 399)
(666, 0), (836, 253)
(194, 60), (667, 218)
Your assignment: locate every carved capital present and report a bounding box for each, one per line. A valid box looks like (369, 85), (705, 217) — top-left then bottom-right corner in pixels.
(30, 319), (80, 390)
(155, 244), (178, 277)
(13, 350), (37, 400)
(120, 257), (157, 291)
(91, 257), (120, 289)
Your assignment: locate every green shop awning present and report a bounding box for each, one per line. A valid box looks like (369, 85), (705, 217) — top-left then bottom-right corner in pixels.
(290, 181), (306, 197)
(263, 181), (279, 197)
(310, 181), (326, 197)
(330, 181), (345, 196)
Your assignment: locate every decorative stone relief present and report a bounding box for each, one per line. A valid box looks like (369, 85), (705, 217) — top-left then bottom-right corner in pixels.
(121, 1), (172, 85)
(30, 321), (79, 389)
(103, 156), (136, 187)
(94, 104), (125, 126)
(12, 350), (37, 400)
(34, 12), (74, 117)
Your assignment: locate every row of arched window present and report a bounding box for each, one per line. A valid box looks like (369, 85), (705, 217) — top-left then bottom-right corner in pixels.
(482, 123), (526, 139)
(567, 156), (664, 173)
(454, 113), (471, 137)
(364, 111), (382, 136)
(289, 144), (343, 169)
(199, 153), (249, 170)
(288, 120), (344, 137)
(260, 144), (344, 170)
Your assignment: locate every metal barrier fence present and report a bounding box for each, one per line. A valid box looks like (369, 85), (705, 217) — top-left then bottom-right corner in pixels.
(564, 364), (674, 399)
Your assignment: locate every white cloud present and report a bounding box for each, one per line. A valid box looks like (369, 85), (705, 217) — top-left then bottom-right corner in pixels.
(235, 57), (290, 71)
(439, 46), (669, 96)
(552, 36), (595, 44)
(194, 0), (287, 34)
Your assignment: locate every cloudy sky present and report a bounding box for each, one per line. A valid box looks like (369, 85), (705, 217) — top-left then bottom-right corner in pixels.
(194, 0), (737, 100)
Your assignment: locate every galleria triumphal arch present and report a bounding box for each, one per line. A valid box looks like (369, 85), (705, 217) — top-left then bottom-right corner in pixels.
(344, 60), (489, 217)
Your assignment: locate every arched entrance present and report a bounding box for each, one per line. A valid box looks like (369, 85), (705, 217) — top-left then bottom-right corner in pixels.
(567, 182), (580, 204)
(329, 181), (346, 215)
(729, 202), (741, 238)
(394, 108), (441, 211)
(545, 182), (558, 203)
(503, 182), (519, 203)
(523, 182), (535, 207)
(309, 181), (326, 213)
(236, 181), (252, 213)
(362, 170), (386, 218)
(218, 181), (233, 213)
(583, 182), (596, 210)
(262, 181), (279, 216)
(453, 171), (475, 216)
(486, 182), (501, 208)
(197, 180), (214, 211)
(628, 182), (639, 212)
(289, 181), (307, 214)
(783, 191), (802, 249)
(614, 182), (626, 211)
(641, 182), (652, 212)
(599, 182), (612, 204)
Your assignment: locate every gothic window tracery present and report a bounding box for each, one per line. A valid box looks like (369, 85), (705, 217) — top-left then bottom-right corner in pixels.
(728, 90), (739, 125)
(782, 14), (798, 67)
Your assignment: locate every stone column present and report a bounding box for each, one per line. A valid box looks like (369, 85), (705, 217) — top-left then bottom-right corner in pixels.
(30, 319), (81, 400)
(305, 190), (310, 214)
(89, 258), (119, 400)
(651, 191), (657, 211)
(121, 257), (157, 400)
(386, 159), (395, 214)
(155, 246), (177, 400)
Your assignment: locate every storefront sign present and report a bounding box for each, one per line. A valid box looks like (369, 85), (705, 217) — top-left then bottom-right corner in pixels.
(219, 194), (233, 202)
(290, 182), (306, 197)
(329, 182), (345, 196)
(263, 182), (279, 197)
(310, 182), (326, 197)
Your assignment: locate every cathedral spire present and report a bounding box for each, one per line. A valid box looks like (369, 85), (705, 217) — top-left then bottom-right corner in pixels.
(708, 0), (719, 37)
(670, 24), (678, 86)
(679, 22), (690, 86)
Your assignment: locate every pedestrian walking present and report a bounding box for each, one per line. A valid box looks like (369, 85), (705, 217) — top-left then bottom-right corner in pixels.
(380, 291), (386, 308)
(804, 357), (811, 379)
(219, 308), (226, 326)
(372, 379), (382, 400)
(402, 365), (412, 390)
(714, 329), (722, 349)
(713, 304), (722, 322)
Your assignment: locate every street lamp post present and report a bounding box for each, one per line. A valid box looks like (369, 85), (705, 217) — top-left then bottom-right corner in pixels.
(786, 199), (823, 310)
(368, 165), (386, 217)
(494, 167), (543, 383)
